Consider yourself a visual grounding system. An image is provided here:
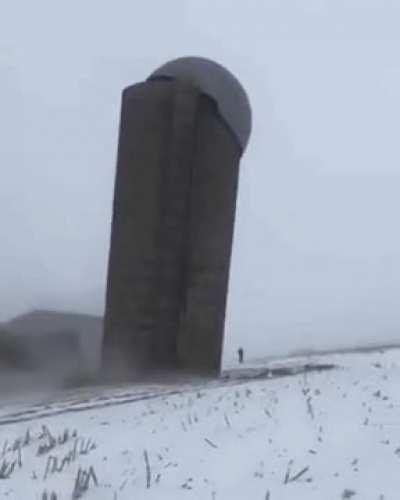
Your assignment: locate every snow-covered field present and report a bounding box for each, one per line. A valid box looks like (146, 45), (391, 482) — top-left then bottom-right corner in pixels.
(0, 349), (399, 499)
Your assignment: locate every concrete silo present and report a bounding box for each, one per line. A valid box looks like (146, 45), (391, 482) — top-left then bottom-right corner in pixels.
(102, 57), (251, 378)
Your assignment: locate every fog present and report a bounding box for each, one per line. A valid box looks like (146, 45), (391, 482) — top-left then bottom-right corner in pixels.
(1, 1), (400, 361)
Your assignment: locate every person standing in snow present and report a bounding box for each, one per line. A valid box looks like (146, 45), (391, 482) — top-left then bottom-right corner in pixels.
(238, 347), (244, 364)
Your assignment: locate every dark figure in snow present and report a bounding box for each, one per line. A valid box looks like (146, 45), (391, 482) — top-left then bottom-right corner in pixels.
(238, 347), (244, 364)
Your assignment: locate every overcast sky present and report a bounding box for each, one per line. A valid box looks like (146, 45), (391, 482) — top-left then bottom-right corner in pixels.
(1, 1), (400, 361)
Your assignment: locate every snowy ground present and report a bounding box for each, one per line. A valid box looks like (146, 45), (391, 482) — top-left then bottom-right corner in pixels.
(0, 348), (399, 499)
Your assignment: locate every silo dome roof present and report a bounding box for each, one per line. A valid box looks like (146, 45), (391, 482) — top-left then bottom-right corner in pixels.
(149, 57), (252, 152)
